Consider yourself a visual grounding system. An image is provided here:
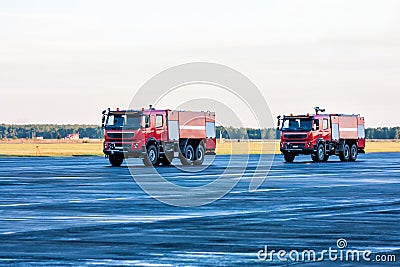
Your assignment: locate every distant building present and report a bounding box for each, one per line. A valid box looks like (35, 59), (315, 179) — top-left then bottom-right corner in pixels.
(66, 133), (79, 140)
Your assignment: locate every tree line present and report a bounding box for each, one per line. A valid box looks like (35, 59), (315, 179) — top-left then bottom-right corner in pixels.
(0, 124), (399, 140)
(0, 124), (102, 139)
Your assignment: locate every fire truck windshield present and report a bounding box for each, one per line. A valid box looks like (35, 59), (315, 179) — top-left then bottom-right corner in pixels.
(105, 114), (141, 130)
(282, 118), (312, 132)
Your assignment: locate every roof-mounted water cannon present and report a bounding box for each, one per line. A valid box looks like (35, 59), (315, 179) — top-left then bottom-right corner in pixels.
(314, 106), (325, 115)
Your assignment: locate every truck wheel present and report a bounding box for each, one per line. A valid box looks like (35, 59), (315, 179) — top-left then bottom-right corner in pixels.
(180, 144), (194, 165)
(323, 155), (330, 162)
(284, 154), (295, 162)
(349, 143), (358, 162)
(339, 143), (350, 162)
(143, 144), (160, 166)
(194, 144), (205, 165)
(317, 143), (325, 162)
(109, 154), (124, 167)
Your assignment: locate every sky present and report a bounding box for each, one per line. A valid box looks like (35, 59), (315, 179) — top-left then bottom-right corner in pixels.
(1, 0), (400, 127)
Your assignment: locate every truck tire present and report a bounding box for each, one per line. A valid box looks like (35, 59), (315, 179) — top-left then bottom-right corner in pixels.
(284, 153), (295, 162)
(349, 143), (358, 162)
(109, 154), (124, 167)
(143, 144), (160, 166)
(323, 155), (330, 162)
(339, 143), (350, 162)
(194, 144), (205, 165)
(180, 144), (194, 165)
(316, 143), (325, 162)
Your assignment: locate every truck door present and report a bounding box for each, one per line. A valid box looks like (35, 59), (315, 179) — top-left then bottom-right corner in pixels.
(322, 118), (331, 141)
(141, 114), (152, 140)
(154, 112), (167, 141)
(313, 118), (321, 141)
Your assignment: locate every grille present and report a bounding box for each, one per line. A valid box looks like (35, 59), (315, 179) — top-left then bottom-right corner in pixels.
(284, 134), (307, 139)
(107, 132), (135, 139)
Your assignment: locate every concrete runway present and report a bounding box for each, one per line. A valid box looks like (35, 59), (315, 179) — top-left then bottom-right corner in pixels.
(0, 153), (399, 266)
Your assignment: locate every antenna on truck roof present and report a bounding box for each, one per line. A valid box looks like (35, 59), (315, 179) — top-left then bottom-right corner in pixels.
(314, 106), (325, 115)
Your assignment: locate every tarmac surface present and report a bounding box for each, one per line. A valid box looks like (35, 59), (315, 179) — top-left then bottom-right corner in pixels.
(0, 153), (399, 266)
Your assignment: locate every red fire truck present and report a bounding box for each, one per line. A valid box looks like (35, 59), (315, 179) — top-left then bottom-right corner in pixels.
(277, 107), (365, 162)
(102, 106), (216, 166)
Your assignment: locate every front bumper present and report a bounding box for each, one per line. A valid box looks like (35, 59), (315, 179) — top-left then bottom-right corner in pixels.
(103, 149), (145, 158)
(280, 142), (315, 155)
(280, 147), (315, 155)
(103, 143), (146, 158)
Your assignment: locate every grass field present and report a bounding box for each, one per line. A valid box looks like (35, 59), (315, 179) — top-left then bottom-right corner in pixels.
(0, 143), (104, 157)
(0, 140), (399, 157)
(364, 140), (400, 153)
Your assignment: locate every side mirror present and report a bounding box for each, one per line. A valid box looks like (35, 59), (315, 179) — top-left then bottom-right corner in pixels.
(276, 115), (281, 131)
(313, 119), (319, 131)
(101, 116), (105, 128)
(101, 110), (107, 128)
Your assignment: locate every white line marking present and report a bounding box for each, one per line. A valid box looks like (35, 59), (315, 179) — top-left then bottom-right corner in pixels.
(180, 125), (206, 130)
(340, 127), (358, 132)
